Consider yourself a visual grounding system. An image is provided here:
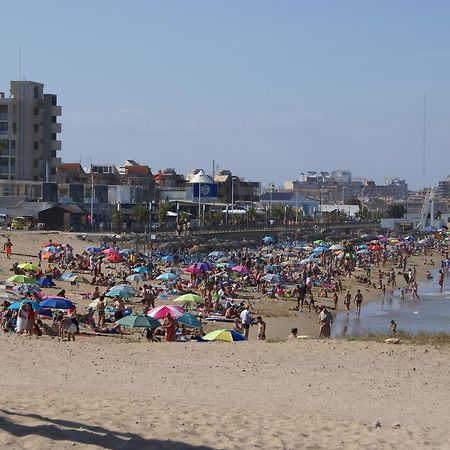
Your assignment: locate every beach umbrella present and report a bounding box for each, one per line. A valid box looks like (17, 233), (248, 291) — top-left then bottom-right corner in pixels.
(357, 249), (369, 254)
(107, 253), (124, 263)
(40, 296), (75, 309)
(42, 242), (60, 248)
(176, 312), (202, 329)
(116, 314), (160, 329)
(173, 293), (204, 304)
(156, 272), (178, 281)
(231, 264), (249, 274)
(106, 285), (136, 298)
(184, 266), (202, 274)
(13, 284), (41, 296)
(126, 274), (143, 283)
(40, 251), (54, 260)
(208, 251), (226, 258)
(102, 248), (119, 255)
(17, 263), (39, 272)
(313, 240), (326, 245)
(35, 277), (56, 288)
(368, 244), (382, 252)
(161, 255), (175, 263)
(261, 273), (284, 284)
(133, 266), (151, 274)
(329, 244), (344, 251)
(194, 262), (213, 272)
(262, 236), (274, 243)
(85, 246), (101, 253)
(0, 280), (16, 289)
(202, 329), (247, 342)
(8, 275), (36, 284)
(8, 300), (43, 311)
(313, 246), (328, 253)
(41, 246), (61, 253)
(147, 305), (184, 319)
(358, 244), (368, 249)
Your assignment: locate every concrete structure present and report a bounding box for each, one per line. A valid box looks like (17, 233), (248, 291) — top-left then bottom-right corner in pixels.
(0, 81), (61, 181)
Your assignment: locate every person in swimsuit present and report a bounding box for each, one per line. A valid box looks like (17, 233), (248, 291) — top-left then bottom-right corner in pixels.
(256, 316), (266, 340)
(354, 289), (363, 318)
(3, 239), (12, 259)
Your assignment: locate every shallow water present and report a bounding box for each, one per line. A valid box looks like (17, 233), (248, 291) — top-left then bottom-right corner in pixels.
(332, 271), (450, 336)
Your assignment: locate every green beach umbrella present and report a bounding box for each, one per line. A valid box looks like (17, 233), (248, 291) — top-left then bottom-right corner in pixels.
(173, 293), (204, 304)
(8, 275), (36, 284)
(116, 314), (160, 328)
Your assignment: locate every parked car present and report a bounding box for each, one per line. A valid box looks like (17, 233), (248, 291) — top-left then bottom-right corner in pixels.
(11, 217), (26, 230)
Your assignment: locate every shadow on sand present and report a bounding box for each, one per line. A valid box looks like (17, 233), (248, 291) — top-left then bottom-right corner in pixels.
(0, 409), (216, 450)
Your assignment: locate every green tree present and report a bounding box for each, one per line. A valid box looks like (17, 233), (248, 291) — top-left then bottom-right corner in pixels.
(131, 204), (149, 232)
(386, 204), (407, 219)
(347, 197), (362, 207)
(111, 210), (123, 233)
(157, 202), (171, 223)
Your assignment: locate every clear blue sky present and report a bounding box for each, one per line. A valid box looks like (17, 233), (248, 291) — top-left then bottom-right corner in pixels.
(1, 0), (449, 189)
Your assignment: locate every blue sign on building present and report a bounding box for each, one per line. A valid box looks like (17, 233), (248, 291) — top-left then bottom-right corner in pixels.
(193, 183), (217, 199)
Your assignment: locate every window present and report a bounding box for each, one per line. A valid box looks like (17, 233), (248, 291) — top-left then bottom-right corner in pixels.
(51, 96), (57, 106)
(51, 150), (57, 157)
(0, 140), (8, 149)
(0, 157), (9, 173)
(34, 141), (39, 150)
(33, 86), (39, 99)
(51, 133), (57, 140)
(12, 123), (16, 134)
(0, 123), (8, 134)
(33, 158), (38, 167)
(10, 140), (15, 149)
(51, 167), (57, 175)
(34, 124), (39, 133)
(51, 116), (57, 123)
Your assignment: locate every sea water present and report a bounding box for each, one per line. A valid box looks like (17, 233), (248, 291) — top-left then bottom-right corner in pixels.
(332, 271), (450, 336)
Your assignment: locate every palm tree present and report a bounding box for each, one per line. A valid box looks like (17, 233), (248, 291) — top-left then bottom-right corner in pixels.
(131, 204), (149, 232)
(157, 203), (171, 224)
(111, 210), (123, 234)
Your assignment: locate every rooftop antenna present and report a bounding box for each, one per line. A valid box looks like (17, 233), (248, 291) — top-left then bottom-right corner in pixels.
(422, 94), (426, 189)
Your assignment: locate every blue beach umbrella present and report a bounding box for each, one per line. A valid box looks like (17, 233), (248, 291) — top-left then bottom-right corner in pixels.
(85, 246), (101, 253)
(36, 277), (56, 288)
(40, 297), (75, 309)
(133, 266), (151, 274)
(161, 255), (175, 263)
(8, 300), (43, 311)
(261, 273), (284, 285)
(156, 272), (178, 281)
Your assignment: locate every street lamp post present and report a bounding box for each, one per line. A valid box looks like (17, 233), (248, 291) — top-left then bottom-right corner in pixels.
(198, 181), (201, 229)
(269, 182), (274, 221)
(342, 186), (346, 205)
(230, 176), (235, 225)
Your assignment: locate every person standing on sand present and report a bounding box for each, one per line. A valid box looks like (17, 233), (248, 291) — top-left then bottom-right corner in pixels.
(318, 307), (333, 338)
(332, 292), (338, 310)
(256, 316), (266, 340)
(354, 289), (363, 318)
(3, 238), (12, 259)
(240, 305), (251, 338)
(162, 313), (176, 342)
(97, 296), (106, 327)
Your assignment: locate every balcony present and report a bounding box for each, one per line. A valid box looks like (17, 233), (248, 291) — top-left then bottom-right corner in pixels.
(51, 122), (62, 133)
(51, 140), (61, 151)
(51, 105), (62, 116)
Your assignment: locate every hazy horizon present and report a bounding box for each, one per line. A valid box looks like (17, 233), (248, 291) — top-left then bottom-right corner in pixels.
(2, 0), (450, 189)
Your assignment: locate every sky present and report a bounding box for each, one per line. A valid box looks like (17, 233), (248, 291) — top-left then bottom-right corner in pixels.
(1, 0), (450, 189)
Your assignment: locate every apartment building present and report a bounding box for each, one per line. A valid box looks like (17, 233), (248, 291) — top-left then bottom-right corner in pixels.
(0, 81), (62, 181)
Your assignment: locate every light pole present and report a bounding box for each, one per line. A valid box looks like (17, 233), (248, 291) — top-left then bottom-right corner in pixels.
(269, 182), (274, 220)
(85, 157), (94, 232)
(198, 181), (201, 228)
(295, 188), (299, 223)
(230, 176), (235, 225)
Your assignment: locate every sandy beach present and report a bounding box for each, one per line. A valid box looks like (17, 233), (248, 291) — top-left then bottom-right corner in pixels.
(0, 230), (448, 449)
(1, 337), (450, 449)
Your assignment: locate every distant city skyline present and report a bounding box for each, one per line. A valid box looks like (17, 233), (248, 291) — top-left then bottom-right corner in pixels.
(2, 1), (450, 189)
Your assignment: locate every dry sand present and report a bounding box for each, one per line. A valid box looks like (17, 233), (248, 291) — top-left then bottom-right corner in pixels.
(1, 337), (450, 449)
(1, 230), (448, 449)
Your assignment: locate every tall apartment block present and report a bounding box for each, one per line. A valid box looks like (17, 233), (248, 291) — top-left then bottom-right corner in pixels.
(0, 80), (61, 181)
